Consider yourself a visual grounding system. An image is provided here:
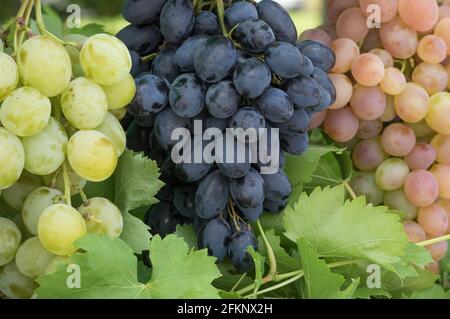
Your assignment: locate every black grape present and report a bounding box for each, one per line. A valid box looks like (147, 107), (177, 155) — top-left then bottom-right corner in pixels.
(230, 168), (265, 209)
(233, 58), (272, 98)
(229, 106), (266, 138)
(280, 132), (309, 155)
(234, 18), (275, 54)
(228, 230), (258, 273)
(194, 11), (220, 35)
(159, 0), (195, 44)
(265, 42), (304, 79)
(263, 198), (288, 214)
(205, 81), (240, 119)
(301, 56), (314, 76)
(145, 202), (182, 237)
(310, 67), (337, 106)
(195, 170), (230, 219)
(173, 184), (196, 219)
(262, 169), (292, 202)
(174, 35), (209, 72)
(134, 113), (155, 128)
(148, 131), (166, 164)
(194, 36), (237, 83)
(283, 75), (323, 108)
(298, 40), (336, 72)
(215, 133), (252, 179)
(237, 203), (263, 222)
(154, 107), (190, 150)
(169, 73), (206, 118)
(130, 50), (150, 77)
(198, 218), (231, 262)
(151, 46), (180, 83)
(126, 121), (151, 153)
(129, 74), (170, 117)
(175, 138), (213, 182)
(225, 1), (258, 29)
(273, 109), (310, 135)
(257, 87), (294, 123)
(116, 24), (161, 56)
(122, 0), (165, 25)
(256, 0), (298, 43)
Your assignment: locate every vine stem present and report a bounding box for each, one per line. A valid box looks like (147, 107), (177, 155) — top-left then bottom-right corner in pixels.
(13, 0), (31, 54)
(35, 0), (78, 48)
(342, 180), (357, 200)
(243, 272), (304, 298)
(257, 220), (278, 281)
(417, 234), (450, 247)
(215, 0), (228, 36)
(62, 162), (72, 206)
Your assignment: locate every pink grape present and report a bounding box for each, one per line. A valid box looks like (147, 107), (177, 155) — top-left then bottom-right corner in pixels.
(324, 107), (359, 143)
(380, 15), (418, 59)
(426, 261), (440, 274)
(394, 83), (430, 123)
(418, 203), (449, 236)
(381, 123), (416, 157)
(412, 63), (448, 95)
(351, 53), (385, 87)
(350, 84), (386, 120)
(357, 120), (383, 139)
(378, 95), (396, 122)
(417, 35), (448, 64)
(403, 169), (439, 208)
(359, 0), (398, 23)
(398, 0), (439, 32)
(437, 198), (450, 233)
(369, 48), (394, 68)
(299, 28), (332, 46)
(425, 239), (448, 261)
(439, 5), (450, 21)
(434, 18), (450, 55)
(330, 38), (360, 74)
(336, 7), (369, 42)
(430, 164), (450, 199)
(431, 134), (450, 165)
(403, 220), (426, 243)
(327, 0), (360, 22)
(380, 67), (406, 95)
(308, 110), (327, 130)
(404, 143), (437, 170)
(328, 73), (353, 110)
(352, 137), (388, 171)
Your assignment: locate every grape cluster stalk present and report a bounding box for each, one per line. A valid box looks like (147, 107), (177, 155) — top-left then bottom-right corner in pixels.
(119, 0), (336, 273)
(0, 0), (136, 298)
(303, 0), (450, 274)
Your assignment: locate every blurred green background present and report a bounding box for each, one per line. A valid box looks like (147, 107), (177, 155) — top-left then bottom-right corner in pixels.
(0, 0), (325, 35)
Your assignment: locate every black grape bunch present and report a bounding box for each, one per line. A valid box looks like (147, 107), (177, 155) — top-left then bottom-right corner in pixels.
(119, 0), (336, 272)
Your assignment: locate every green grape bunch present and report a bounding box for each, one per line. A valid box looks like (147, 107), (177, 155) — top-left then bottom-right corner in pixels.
(0, 0), (135, 299)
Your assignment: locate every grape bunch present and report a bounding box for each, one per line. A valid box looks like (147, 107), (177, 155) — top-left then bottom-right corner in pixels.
(120, 0), (336, 272)
(303, 0), (450, 274)
(0, 2), (135, 298)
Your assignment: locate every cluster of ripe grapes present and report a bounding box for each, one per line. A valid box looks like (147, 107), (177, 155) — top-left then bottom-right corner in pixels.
(120, 0), (336, 272)
(303, 0), (450, 274)
(0, 1), (136, 297)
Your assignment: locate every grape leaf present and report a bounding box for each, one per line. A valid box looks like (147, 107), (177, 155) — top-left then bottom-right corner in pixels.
(71, 23), (106, 36)
(298, 238), (359, 299)
(175, 224), (197, 249)
(36, 234), (221, 299)
(258, 230), (299, 274)
(42, 6), (63, 38)
(214, 262), (253, 292)
(404, 284), (450, 299)
(353, 287), (391, 299)
(392, 243), (433, 279)
(382, 267), (438, 298)
(121, 212), (151, 254)
(115, 150), (164, 214)
(248, 247), (265, 293)
(283, 186), (409, 271)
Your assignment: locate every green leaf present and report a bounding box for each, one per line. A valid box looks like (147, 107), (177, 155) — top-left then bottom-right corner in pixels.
(42, 6), (63, 38)
(297, 238), (358, 299)
(248, 247), (265, 293)
(214, 262), (253, 292)
(36, 234), (221, 298)
(283, 186), (408, 271)
(382, 267), (438, 298)
(71, 23), (106, 36)
(115, 150), (164, 214)
(120, 212), (151, 254)
(353, 287), (391, 299)
(393, 243), (433, 279)
(175, 224), (197, 250)
(258, 230), (299, 274)
(405, 284), (450, 299)
(137, 261), (151, 284)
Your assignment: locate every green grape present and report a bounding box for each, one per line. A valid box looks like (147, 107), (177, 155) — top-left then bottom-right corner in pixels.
(38, 204), (87, 256)
(63, 34), (88, 78)
(3, 172), (42, 211)
(17, 35), (72, 97)
(0, 262), (37, 299)
(80, 34), (132, 86)
(15, 237), (54, 278)
(42, 166), (87, 196)
(426, 92), (450, 135)
(110, 107), (127, 121)
(67, 130), (118, 182)
(384, 189), (418, 220)
(0, 51), (19, 102)
(0, 86), (51, 137)
(78, 197), (123, 238)
(350, 172), (384, 205)
(101, 73), (136, 110)
(0, 128), (25, 190)
(375, 158), (410, 191)
(22, 187), (64, 235)
(95, 112), (126, 156)
(21, 118), (68, 176)
(61, 77), (108, 129)
(0, 217), (22, 266)
(13, 214), (32, 241)
(44, 255), (69, 275)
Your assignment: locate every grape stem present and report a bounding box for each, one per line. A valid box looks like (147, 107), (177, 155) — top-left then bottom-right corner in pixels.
(17, 0), (35, 50)
(13, 0), (32, 54)
(62, 162), (72, 206)
(417, 234), (450, 247)
(141, 52), (158, 63)
(256, 220), (278, 282)
(215, 0), (228, 36)
(230, 273), (247, 292)
(34, 0), (79, 49)
(78, 187), (89, 206)
(342, 180), (357, 200)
